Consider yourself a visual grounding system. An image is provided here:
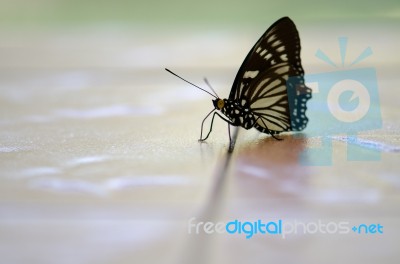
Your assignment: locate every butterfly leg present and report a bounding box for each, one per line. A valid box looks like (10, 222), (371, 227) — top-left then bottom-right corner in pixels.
(269, 131), (283, 141)
(228, 124), (232, 145)
(254, 117), (283, 141)
(199, 111), (234, 142)
(227, 124), (239, 153)
(199, 109), (215, 141)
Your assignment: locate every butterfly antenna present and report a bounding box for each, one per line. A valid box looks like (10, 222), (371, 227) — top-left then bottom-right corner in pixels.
(203, 78), (220, 98)
(165, 68), (217, 98)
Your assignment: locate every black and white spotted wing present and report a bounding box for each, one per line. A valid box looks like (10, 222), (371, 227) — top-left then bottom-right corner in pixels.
(230, 16), (311, 134)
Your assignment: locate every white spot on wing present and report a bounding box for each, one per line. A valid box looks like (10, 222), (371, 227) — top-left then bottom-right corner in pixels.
(243, 70), (259, 79)
(268, 34), (277, 43)
(280, 54), (288, 61)
(272, 40), (282, 47)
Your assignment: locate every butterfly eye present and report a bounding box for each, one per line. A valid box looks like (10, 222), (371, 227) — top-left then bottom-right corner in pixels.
(217, 99), (225, 109)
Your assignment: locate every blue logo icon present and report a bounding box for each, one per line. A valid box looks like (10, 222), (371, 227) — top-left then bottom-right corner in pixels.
(290, 37), (382, 165)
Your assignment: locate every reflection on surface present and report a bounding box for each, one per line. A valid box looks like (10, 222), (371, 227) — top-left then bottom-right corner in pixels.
(178, 134), (310, 264)
(234, 134), (309, 201)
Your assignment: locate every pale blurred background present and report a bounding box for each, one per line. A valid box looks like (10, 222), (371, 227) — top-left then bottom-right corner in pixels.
(0, 1), (400, 264)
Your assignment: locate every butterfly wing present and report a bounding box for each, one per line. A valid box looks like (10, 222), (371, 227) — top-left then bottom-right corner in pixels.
(229, 16), (311, 133)
(247, 62), (311, 134)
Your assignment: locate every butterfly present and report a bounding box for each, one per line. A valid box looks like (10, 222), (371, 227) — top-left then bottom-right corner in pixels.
(166, 17), (312, 149)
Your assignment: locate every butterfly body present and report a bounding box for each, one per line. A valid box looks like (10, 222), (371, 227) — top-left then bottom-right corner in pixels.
(214, 98), (256, 129)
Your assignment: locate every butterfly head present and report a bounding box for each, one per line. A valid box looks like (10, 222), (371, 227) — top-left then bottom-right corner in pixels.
(213, 98), (225, 110)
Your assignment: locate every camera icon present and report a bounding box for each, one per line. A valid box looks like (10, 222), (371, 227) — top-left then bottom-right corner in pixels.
(289, 38), (382, 165)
